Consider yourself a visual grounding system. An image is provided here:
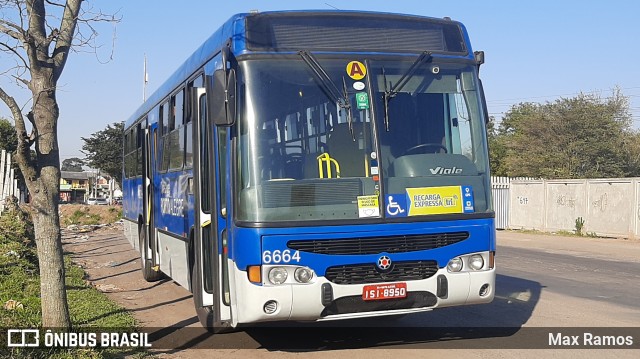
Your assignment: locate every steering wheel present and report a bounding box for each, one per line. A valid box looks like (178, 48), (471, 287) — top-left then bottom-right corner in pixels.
(401, 143), (448, 156)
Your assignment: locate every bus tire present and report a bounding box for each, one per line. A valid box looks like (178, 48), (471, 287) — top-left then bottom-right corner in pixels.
(139, 225), (163, 282)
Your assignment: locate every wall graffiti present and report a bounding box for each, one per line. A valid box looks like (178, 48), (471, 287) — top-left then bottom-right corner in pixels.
(591, 193), (608, 213)
(556, 194), (577, 208)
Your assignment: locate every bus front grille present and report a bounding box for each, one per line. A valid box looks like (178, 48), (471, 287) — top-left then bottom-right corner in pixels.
(287, 232), (469, 255)
(325, 260), (438, 285)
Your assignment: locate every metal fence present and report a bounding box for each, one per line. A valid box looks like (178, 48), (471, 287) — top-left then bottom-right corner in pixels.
(491, 176), (510, 229)
(0, 149), (20, 213)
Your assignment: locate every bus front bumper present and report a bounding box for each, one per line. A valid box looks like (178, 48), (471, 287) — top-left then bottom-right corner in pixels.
(233, 264), (495, 325)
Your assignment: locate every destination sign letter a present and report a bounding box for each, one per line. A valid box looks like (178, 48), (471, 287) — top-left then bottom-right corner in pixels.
(347, 61), (367, 80)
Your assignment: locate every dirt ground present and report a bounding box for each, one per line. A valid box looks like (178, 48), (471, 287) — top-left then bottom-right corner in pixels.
(61, 224), (205, 357)
(60, 225), (640, 358)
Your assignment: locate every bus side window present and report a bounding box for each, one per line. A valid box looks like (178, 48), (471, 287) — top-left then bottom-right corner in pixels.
(175, 89), (184, 127)
(162, 89), (186, 172)
(136, 122), (144, 176)
(185, 77), (203, 169)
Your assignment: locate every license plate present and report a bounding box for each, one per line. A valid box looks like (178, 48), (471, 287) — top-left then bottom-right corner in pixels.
(362, 282), (407, 301)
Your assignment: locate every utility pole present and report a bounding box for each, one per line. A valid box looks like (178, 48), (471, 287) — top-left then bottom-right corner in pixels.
(143, 54), (149, 102)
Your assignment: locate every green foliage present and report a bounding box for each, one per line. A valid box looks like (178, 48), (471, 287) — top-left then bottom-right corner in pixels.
(574, 217), (585, 236)
(487, 116), (508, 176)
(81, 122), (124, 186)
(107, 207), (123, 219)
(0, 117), (18, 153)
(61, 157), (86, 172)
(63, 210), (101, 226)
(0, 208), (40, 329)
(489, 90), (640, 178)
(0, 208), (144, 359)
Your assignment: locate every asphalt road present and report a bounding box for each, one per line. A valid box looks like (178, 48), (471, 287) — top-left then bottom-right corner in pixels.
(63, 227), (640, 358)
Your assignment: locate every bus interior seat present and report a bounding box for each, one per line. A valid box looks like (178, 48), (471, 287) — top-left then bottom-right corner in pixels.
(303, 154), (319, 178)
(282, 147), (304, 179)
(326, 122), (366, 178)
(415, 93), (446, 150)
(379, 93), (416, 172)
(257, 127), (284, 180)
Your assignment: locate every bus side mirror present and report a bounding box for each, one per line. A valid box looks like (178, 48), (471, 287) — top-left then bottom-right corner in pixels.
(211, 69), (236, 126)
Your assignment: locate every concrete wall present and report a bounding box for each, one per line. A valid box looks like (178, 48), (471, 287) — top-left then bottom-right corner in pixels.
(545, 180), (586, 233)
(508, 180), (545, 230)
(508, 178), (640, 238)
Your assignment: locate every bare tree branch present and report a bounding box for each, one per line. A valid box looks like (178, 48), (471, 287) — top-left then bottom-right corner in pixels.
(0, 19), (26, 42)
(44, 0), (65, 8)
(52, 0), (81, 81)
(0, 42), (30, 70)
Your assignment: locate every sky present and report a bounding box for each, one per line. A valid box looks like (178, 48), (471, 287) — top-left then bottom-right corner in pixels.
(1, 0), (639, 160)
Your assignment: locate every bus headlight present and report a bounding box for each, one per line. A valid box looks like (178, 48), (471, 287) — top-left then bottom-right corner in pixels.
(294, 267), (313, 283)
(447, 257), (463, 272)
(446, 252), (490, 273)
(268, 267), (288, 285)
(469, 254), (485, 271)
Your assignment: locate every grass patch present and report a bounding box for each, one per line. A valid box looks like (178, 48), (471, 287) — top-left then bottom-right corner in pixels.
(507, 228), (605, 239)
(0, 207), (148, 358)
(60, 205), (123, 227)
(64, 210), (102, 226)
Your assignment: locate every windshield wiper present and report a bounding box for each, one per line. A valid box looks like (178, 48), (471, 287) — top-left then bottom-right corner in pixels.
(298, 50), (355, 140)
(382, 51), (432, 131)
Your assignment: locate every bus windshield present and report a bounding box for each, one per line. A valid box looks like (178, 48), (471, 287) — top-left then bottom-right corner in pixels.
(235, 58), (490, 223)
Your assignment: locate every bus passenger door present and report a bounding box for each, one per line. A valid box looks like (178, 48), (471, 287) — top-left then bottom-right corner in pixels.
(139, 120), (163, 282)
(191, 79), (232, 330)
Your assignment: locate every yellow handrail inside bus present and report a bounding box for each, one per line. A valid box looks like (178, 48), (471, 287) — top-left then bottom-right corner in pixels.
(316, 153), (341, 178)
(364, 156), (369, 177)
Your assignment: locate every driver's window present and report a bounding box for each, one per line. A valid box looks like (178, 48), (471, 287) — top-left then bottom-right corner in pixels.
(450, 92), (473, 160)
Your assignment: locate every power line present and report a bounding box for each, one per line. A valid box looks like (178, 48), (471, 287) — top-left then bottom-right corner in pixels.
(486, 86), (640, 104)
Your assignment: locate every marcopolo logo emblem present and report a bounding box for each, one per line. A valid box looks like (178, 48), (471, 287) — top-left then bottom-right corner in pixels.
(377, 256), (392, 271)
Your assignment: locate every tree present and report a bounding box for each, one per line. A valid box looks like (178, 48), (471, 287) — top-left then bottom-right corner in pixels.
(0, 1), (117, 329)
(486, 116), (508, 177)
(61, 157), (85, 172)
(81, 122), (123, 186)
(0, 117), (18, 153)
(622, 130), (640, 177)
(493, 90), (636, 179)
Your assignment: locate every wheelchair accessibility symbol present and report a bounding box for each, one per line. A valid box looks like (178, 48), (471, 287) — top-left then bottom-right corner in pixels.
(386, 195), (407, 217)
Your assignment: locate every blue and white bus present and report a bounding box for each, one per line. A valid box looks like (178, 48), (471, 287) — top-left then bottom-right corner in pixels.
(122, 10), (495, 332)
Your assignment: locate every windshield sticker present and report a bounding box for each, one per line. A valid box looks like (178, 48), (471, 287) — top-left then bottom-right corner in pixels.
(406, 186), (466, 216)
(353, 81), (365, 91)
(355, 92), (369, 109)
(386, 194), (408, 217)
(462, 185), (475, 213)
(386, 186), (475, 217)
(346, 61), (367, 80)
(357, 195), (380, 218)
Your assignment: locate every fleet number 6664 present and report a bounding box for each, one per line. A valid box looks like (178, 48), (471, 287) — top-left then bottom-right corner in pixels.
(262, 250), (301, 264)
